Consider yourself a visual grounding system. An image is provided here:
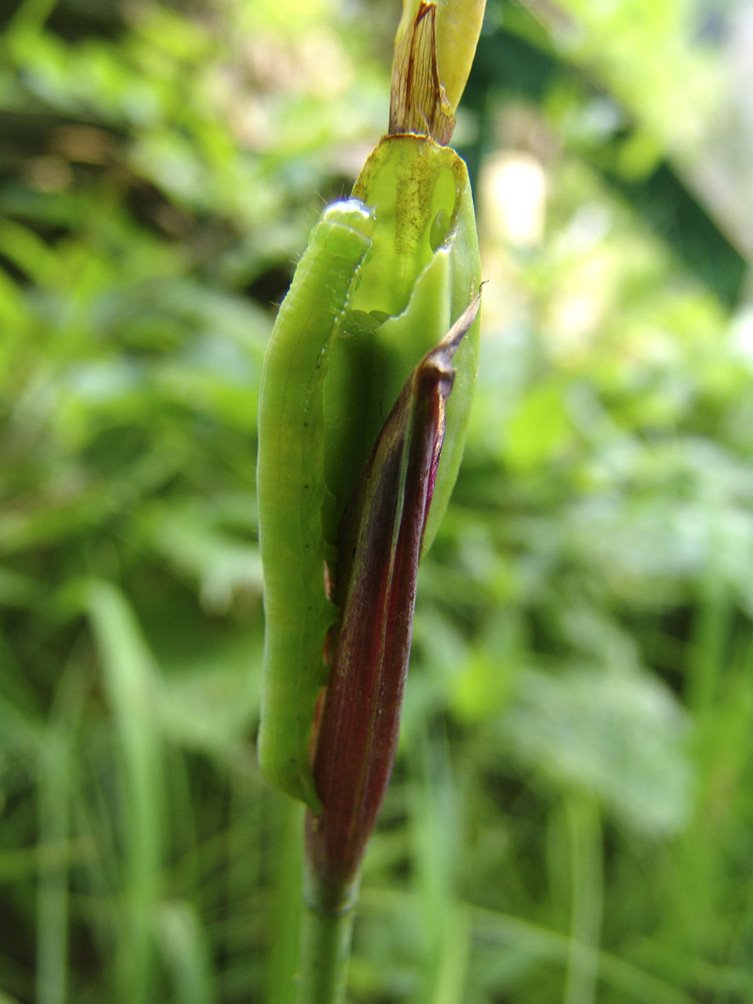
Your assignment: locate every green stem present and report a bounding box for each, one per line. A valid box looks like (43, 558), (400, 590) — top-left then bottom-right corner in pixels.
(297, 864), (359, 1004)
(298, 901), (355, 1004)
(563, 795), (603, 1004)
(266, 797), (304, 1004)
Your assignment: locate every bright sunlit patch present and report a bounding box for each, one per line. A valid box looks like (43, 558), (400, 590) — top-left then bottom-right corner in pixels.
(479, 150), (547, 249)
(730, 307), (753, 363)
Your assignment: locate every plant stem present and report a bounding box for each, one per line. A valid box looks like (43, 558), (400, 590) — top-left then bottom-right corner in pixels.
(298, 903), (355, 1004)
(297, 864), (359, 1004)
(563, 795), (603, 1004)
(266, 797), (304, 1004)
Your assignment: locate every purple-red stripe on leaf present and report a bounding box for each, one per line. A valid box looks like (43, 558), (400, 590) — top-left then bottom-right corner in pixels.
(305, 294), (481, 911)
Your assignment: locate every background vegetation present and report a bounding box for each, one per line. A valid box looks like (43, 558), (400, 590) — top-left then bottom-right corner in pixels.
(1, 0), (752, 1000)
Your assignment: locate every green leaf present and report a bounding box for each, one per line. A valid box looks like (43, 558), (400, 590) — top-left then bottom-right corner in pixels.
(500, 666), (693, 837)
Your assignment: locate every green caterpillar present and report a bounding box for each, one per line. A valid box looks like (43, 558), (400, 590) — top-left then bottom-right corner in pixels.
(256, 200), (375, 808)
(257, 135), (481, 809)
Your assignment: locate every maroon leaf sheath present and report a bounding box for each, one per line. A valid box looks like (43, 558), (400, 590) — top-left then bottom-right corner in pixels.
(305, 296), (480, 913)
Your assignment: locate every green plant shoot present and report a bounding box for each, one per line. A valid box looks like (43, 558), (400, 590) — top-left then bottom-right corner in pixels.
(257, 0), (484, 809)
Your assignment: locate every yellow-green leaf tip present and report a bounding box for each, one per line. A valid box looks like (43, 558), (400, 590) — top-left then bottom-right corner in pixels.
(389, 0), (486, 143)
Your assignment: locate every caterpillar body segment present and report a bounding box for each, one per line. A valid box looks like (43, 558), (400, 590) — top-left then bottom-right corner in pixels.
(257, 201), (375, 808)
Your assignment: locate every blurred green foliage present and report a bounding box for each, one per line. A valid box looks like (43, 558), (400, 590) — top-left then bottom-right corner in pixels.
(1, 0), (752, 1001)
